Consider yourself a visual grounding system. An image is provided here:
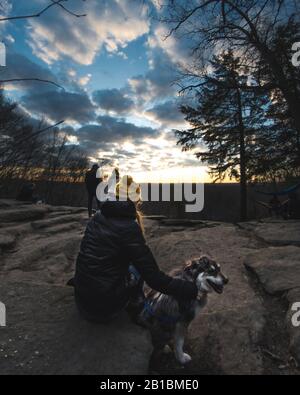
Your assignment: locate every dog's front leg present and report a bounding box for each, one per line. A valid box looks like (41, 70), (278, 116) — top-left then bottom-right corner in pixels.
(174, 322), (191, 364)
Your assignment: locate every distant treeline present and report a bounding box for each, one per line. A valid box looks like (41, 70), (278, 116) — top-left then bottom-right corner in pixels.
(0, 179), (296, 222)
(0, 89), (89, 202)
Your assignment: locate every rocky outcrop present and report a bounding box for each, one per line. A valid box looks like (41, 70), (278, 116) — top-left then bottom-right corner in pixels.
(0, 200), (299, 375)
(147, 221), (266, 374)
(238, 220), (300, 246)
(243, 222), (300, 367)
(286, 288), (300, 365)
(0, 281), (152, 375)
(0, 200), (152, 375)
(244, 246), (300, 294)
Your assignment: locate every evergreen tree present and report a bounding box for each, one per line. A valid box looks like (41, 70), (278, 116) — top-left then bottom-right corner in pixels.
(253, 20), (300, 182)
(176, 51), (269, 221)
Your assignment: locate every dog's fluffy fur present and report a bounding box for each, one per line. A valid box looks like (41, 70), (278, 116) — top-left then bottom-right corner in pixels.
(139, 256), (228, 365)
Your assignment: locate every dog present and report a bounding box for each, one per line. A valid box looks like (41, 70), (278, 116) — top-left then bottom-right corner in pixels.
(139, 256), (229, 365)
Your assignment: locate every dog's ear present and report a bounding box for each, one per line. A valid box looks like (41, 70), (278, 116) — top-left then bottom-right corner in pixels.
(199, 256), (222, 275)
(184, 258), (204, 280)
(198, 256), (213, 271)
(184, 259), (198, 274)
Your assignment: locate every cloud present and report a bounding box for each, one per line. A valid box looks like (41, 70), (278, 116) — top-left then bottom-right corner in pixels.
(93, 88), (134, 114)
(77, 114), (158, 149)
(128, 46), (178, 102)
(0, 0), (12, 32)
(1, 1), (204, 177)
(71, 113), (199, 174)
(126, 21), (198, 105)
(1, 51), (59, 92)
(146, 100), (185, 126)
(27, 0), (150, 65)
(148, 25), (192, 69)
(126, 26), (184, 104)
(1, 50), (97, 122)
(22, 89), (96, 123)
(78, 73), (92, 86)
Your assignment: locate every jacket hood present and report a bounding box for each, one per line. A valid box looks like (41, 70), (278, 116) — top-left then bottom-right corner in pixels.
(99, 200), (137, 219)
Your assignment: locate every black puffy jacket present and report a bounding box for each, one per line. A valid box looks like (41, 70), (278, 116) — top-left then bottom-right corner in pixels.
(74, 200), (197, 321)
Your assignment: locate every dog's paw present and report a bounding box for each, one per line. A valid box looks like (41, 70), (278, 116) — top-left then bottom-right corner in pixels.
(178, 353), (192, 365)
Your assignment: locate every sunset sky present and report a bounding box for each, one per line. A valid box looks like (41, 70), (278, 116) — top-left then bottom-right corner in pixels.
(0, 0), (214, 182)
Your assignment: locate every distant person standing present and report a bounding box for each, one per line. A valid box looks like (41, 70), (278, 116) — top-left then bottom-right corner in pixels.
(268, 194), (281, 217)
(288, 192), (300, 219)
(17, 183), (40, 203)
(85, 164), (102, 217)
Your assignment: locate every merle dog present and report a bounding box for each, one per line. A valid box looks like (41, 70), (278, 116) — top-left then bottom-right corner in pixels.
(139, 256), (229, 364)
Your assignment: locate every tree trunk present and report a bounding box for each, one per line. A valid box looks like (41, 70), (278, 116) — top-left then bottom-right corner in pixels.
(236, 87), (247, 221)
(239, 143), (247, 222)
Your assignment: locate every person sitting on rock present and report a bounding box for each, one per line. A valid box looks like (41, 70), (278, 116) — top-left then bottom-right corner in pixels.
(73, 175), (198, 323)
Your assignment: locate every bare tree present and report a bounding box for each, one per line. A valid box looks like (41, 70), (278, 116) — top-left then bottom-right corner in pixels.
(160, 0), (300, 133)
(0, 90), (88, 203)
(0, 0), (86, 88)
(0, 0), (86, 22)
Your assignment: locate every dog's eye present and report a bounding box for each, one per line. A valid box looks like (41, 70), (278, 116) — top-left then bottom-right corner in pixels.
(208, 264), (220, 275)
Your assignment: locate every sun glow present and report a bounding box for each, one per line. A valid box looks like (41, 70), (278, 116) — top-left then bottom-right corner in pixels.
(130, 166), (213, 183)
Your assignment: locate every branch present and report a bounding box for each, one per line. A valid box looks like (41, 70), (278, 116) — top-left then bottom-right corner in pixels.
(0, 120), (65, 165)
(164, 0), (215, 39)
(49, 0), (87, 18)
(24, 120), (65, 144)
(0, 78), (64, 90)
(0, 0), (86, 22)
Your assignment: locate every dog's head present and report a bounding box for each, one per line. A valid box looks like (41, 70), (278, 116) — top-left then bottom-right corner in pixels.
(184, 256), (229, 294)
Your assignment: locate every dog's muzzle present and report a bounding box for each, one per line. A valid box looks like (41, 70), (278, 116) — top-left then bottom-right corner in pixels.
(207, 273), (229, 294)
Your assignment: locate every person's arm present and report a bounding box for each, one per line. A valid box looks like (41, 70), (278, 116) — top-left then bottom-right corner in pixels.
(121, 222), (197, 300)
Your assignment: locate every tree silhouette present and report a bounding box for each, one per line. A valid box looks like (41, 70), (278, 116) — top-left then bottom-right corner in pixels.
(176, 51), (269, 221)
(0, 90), (88, 196)
(0, 0), (86, 88)
(161, 0), (300, 135)
(0, 0), (86, 22)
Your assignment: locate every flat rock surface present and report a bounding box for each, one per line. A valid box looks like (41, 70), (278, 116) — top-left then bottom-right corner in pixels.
(0, 281), (152, 375)
(239, 220), (300, 246)
(0, 200), (300, 375)
(147, 222), (266, 374)
(0, 200), (152, 375)
(244, 246), (300, 294)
